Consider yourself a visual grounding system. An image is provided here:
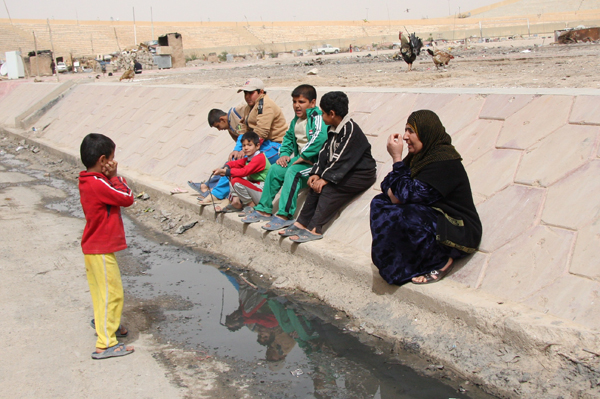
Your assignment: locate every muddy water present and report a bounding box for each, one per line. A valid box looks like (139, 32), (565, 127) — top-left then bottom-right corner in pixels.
(3, 150), (494, 399)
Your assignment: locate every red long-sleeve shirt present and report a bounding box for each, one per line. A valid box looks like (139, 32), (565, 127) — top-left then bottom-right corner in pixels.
(224, 152), (268, 181)
(78, 171), (134, 254)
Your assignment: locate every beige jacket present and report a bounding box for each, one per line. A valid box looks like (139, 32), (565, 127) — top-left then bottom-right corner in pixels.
(242, 94), (287, 143)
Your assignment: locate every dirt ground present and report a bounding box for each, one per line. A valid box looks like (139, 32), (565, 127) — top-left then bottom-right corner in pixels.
(112, 37), (600, 90)
(15, 37), (600, 90)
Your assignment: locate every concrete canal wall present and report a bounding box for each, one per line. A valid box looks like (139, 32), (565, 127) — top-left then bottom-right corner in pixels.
(1, 81), (599, 396)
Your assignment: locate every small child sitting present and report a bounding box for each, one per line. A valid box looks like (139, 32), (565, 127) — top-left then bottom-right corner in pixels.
(283, 91), (377, 242)
(212, 131), (271, 213)
(78, 133), (135, 359)
(242, 84), (328, 230)
(188, 105), (247, 203)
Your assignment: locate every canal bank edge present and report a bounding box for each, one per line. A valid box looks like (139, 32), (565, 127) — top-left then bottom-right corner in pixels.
(1, 81), (600, 398)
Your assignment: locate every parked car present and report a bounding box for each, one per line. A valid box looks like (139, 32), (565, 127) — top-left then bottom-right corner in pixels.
(312, 44), (340, 55)
(56, 62), (67, 73)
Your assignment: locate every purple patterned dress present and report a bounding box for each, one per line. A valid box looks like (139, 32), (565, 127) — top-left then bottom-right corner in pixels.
(370, 161), (464, 285)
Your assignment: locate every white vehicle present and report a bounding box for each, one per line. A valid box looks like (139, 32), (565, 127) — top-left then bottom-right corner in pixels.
(56, 62), (67, 73)
(312, 44), (340, 55)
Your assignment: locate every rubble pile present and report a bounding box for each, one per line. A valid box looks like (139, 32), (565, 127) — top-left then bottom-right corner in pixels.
(113, 44), (155, 71)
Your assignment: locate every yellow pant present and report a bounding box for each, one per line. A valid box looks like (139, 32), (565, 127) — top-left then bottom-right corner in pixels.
(85, 253), (123, 349)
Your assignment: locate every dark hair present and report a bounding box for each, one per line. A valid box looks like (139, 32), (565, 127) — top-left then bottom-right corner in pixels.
(241, 131), (260, 146)
(291, 84), (317, 102)
(80, 133), (115, 168)
(320, 91), (348, 118)
(208, 109), (226, 126)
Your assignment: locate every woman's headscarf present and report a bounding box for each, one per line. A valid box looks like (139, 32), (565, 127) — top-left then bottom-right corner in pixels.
(403, 110), (461, 177)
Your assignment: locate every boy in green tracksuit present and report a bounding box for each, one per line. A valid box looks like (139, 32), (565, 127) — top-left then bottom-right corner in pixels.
(242, 84), (327, 231)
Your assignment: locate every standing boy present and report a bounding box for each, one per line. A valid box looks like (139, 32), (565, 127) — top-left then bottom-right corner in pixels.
(242, 84), (328, 230)
(79, 133), (135, 359)
(283, 91), (377, 242)
(211, 131), (271, 213)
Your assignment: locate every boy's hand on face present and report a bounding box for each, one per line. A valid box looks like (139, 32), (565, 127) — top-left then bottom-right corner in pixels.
(276, 156), (291, 167)
(102, 160), (118, 179)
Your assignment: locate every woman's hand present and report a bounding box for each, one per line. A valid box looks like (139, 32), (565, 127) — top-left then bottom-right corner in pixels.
(387, 188), (401, 204)
(387, 133), (404, 163)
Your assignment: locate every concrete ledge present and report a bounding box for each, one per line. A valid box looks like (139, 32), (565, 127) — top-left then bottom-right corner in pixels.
(16, 80), (80, 129)
(3, 81), (600, 397)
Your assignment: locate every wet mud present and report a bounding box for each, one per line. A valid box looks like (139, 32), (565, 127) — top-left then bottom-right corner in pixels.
(0, 140), (497, 398)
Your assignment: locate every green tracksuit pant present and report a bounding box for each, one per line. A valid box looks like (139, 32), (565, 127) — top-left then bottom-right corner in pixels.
(254, 157), (312, 219)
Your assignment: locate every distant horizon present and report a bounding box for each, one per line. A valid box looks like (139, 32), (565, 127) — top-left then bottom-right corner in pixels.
(0, 0), (502, 23)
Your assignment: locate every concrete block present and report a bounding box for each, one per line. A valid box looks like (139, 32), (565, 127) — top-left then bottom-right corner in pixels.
(569, 95), (600, 125)
(542, 160), (600, 230)
(522, 274), (600, 330)
(570, 217), (600, 281)
(497, 95), (573, 150)
(515, 124), (599, 187)
(452, 119), (503, 166)
(436, 94), (485, 135)
(479, 94), (535, 121)
(412, 93), (457, 113)
(448, 251), (488, 289)
(481, 225), (573, 302)
(477, 185), (545, 252)
(466, 149), (522, 198)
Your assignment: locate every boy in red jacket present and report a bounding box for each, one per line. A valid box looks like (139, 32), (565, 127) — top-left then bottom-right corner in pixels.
(212, 131), (271, 213)
(79, 133), (135, 359)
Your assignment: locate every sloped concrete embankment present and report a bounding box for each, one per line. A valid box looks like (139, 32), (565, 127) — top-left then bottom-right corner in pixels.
(1, 81), (600, 398)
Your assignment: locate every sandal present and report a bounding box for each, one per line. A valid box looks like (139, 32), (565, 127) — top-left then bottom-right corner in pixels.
(412, 261), (454, 285)
(91, 343), (134, 360)
(198, 194), (223, 205)
(187, 181), (209, 197)
(238, 206), (254, 217)
(262, 216), (294, 231)
(279, 224), (302, 237)
(216, 204), (243, 214)
(170, 187), (188, 195)
(290, 229), (323, 243)
(90, 319), (128, 337)
(241, 210), (272, 224)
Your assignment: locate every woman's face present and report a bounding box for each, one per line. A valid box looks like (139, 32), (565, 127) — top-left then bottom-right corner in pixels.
(403, 124), (423, 154)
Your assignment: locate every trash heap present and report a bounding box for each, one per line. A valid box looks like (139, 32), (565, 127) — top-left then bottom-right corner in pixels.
(113, 44), (155, 71)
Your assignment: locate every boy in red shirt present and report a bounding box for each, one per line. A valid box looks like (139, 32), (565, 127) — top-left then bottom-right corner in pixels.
(79, 133), (135, 359)
(212, 131), (271, 213)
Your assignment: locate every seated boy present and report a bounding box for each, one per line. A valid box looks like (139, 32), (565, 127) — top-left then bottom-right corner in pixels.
(211, 131), (271, 213)
(79, 133), (135, 359)
(194, 78), (286, 205)
(188, 104), (246, 202)
(242, 84), (328, 230)
(282, 91), (377, 242)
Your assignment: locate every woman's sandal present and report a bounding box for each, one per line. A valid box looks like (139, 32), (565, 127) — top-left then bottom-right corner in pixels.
(262, 216), (294, 231)
(290, 229), (323, 243)
(412, 262), (455, 285)
(279, 224), (302, 237)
